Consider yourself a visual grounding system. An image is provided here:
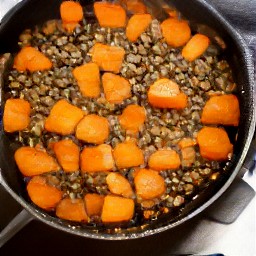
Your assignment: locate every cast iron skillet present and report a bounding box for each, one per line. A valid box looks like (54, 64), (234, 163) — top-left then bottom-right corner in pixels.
(0, 0), (255, 242)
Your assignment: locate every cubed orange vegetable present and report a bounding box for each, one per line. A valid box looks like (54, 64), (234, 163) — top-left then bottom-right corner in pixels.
(56, 198), (88, 222)
(60, 1), (83, 32)
(91, 43), (125, 73)
(197, 127), (233, 161)
(72, 63), (101, 98)
(53, 139), (80, 172)
(118, 104), (146, 133)
(3, 98), (31, 133)
(148, 78), (188, 109)
(148, 149), (180, 171)
(15, 146), (59, 176)
(101, 195), (134, 223)
(182, 34), (210, 62)
(27, 176), (63, 210)
(44, 99), (84, 135)
(102, 73), (131, 104)
(126, 14), (152, 42)
(76, 114), (109, 144)
(123, 0), (147, 14)
(60, 1), (83, 23)
(201, 94), (240, 126)
(94, 2), (126, 28)
(13, 46), (52, 72)
(106, 172), (134, 198)
(161, 18), (191, 47)
(113, 141), (144, 169)
(134, 169), (166, 200)
(84, 193), (105, 217)
(80, 144), (114, 172)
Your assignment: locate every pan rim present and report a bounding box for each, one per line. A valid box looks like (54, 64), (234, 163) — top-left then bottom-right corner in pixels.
(0, 0), (255, 240)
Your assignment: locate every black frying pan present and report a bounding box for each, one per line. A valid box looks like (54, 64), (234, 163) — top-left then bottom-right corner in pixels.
(0, 0), (255, 243)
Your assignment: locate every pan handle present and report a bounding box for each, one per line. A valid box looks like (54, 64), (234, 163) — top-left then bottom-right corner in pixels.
(0, 172), (35, 248)
(205, 133), (255, 224)
(0, 209), (34, 248)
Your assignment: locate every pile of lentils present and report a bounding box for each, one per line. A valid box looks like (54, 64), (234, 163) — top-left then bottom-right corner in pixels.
(5, 16), (236, 226)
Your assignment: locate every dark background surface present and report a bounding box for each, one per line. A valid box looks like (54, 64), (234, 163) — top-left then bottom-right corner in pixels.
(0, 0), (255, 255)
(208, 0), (256, 33)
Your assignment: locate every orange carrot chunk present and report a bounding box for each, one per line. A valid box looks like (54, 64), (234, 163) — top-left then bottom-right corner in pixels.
(72, 63), (100, 98)
(27, 176), (63, 210)
(60, 1), (83, 33)
(44, 99), (84, 135)
(84, 193), (105, 217)
(60, 1), (83, 23)
(178, 137), (197, 149)
(197, 127), (233, 161)
(101, 195), (134, 223)
(182, 34), (210, 62)
(148, 78), (188, 109)
(148, 149), (180, 171)
(102, 73), (131, 104)
(126, 14), (152, 42)
(94, 2), (126, 28)
(76, 114), (109, 144)
(91, 43), (125, 73)
(3, 98), (31, 133)
(134, 169), (166, 200)
(53, 139), (80, 172)
(56, 198), (88, 222)
(113, 141), (144, 169)
(201, 94), (240, 126)
(15, 146), (59, 176)
(106, 172), (134, 198)
(60, 1), (83, 32)
(123, 0), (147, 14)
(80, 144), (114, 172)
(14, 46), (52, 72)
(13, 48), (29, 71)
(161, 18), (191, 47)
(119, 104), (146, 133)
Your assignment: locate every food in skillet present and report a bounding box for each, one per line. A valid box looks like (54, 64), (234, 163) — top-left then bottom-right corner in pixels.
(3, 0), (240, 226)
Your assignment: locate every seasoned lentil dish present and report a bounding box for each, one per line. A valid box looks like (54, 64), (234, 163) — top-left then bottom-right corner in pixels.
(3, 0), (240, 227)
